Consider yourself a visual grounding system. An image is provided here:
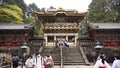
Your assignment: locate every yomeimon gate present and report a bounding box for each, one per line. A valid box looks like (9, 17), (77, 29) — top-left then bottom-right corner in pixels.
(35, 8), (86, 46)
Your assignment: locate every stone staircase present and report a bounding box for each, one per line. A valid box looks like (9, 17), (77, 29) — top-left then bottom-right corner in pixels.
(30, 46), (41, 55)
(62, 46), (85, 65)
(41, 46), (87, 65)
(41, 46), (61, 65)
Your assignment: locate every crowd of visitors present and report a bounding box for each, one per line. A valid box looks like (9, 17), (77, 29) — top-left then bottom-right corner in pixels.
(1, 52), (54, 68)
(1, 45), (120, 68)
(94, 55), (111, 68)
(25, 53), (54, 68)
(94, 53), (120, 68)
(54, 39), (70, 50)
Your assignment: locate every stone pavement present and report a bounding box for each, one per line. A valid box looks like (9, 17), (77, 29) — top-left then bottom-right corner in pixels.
(18, 65), (94, 68)
(15, 62), (113, 68)
(17, 63), (113, 68)
(56, 65), (93, 68)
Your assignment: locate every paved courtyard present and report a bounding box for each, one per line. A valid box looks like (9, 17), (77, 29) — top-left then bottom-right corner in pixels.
(17, 63), (113, 68)
(18, 65), (94, 68)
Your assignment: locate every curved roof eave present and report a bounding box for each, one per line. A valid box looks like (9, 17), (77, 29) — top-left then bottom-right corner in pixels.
(35, 11), (87, 17)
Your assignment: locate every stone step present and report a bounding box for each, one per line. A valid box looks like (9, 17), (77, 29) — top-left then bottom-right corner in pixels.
(62, 46), (85, 65)
(63, 57), (84, 61)
(63, 62), (85, 65)
(30, 46), (41, 55)
(53, 61), (85, 65)
(41, 46), (86, 65)
(41, 46), (61, 65)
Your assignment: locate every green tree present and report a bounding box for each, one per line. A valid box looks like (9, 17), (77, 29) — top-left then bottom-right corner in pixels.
(88, 0), (120, 23)
(25, 3), (41, 23)
(28, 3), (40, 12)
(88, 0), (107, 23)
(3, 0), (16, 4)
(25, 16), (35, 23)
(109, 0), (120, 22)
(26, 3), (40, 18)
(3, 0), (27, 21)
(0, 3), (23, 23)
(24, 3), (42, 35)
(34, 19), (43, 36)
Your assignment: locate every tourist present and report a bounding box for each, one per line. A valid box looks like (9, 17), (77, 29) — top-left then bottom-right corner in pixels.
(34, 52), (43, 68)
(12, 54), (19, 68)
(91, 51), (96, 64)
(94, 55), (111, 68)
(43, 56), (47, 68)
(25, 55), (35, 68)
(112, 55), (120, 68)
(22, 53), (27, 66)
(64, 40), (70, 50)
(45, 54), (54, 68)
(55, 40), (59, 48)
(3, 53), (12, 66)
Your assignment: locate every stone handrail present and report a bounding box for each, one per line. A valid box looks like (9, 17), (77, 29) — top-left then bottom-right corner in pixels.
(60, 46), (63, 68)
(79, 46), (90, 65)
(38, 46), (43, 53)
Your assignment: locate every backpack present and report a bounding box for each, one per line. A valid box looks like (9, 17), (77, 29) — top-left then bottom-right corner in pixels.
(99, 66), (106, 68)
(12, 56), (18, 62)
(46, 58), (52, 65)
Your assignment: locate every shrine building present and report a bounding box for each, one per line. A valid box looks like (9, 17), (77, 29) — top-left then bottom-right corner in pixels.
(89, 23), (120, 48)
(35, 8), (87, 46)
(0, 23), (35, 54)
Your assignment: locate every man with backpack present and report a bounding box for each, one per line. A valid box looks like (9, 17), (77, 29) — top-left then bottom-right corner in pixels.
(34, 53), (43, 68)
(12, 55), (19, 68)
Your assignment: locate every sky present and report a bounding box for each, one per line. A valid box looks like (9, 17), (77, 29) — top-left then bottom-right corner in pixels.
(24, 0), (92, 12)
